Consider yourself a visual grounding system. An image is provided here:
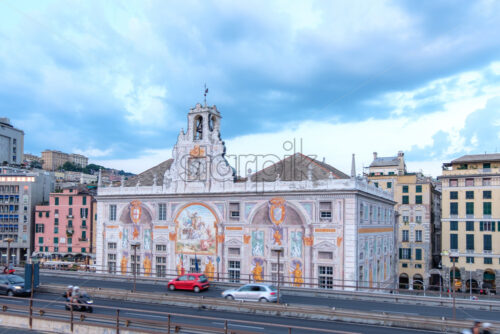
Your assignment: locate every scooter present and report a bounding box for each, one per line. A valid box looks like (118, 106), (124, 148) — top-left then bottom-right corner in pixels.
(64, 293), (94, 313)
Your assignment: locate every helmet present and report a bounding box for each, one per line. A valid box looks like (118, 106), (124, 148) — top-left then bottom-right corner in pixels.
(67, 285), (73, 290)
(73, 286), (80, 292)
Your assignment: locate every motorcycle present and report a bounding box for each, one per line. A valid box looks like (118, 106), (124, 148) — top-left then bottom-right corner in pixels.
(64, 293), (94, 313)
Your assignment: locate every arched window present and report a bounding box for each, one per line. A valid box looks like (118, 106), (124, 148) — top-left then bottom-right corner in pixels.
(194, 116), (203, 140)
(209, 114), (215, 131)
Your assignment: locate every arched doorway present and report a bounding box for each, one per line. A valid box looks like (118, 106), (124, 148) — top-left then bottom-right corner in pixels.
(399, 273), (409, 289)
(465, 279), (479, 294)
(450, 269), (462, 292)
(429, 273), (443, 291)
(483, 270), (496, 294)
(413, 274), (424, 290)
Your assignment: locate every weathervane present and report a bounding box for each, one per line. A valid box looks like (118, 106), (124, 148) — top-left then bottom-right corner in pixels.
(204, 84), (208, 107)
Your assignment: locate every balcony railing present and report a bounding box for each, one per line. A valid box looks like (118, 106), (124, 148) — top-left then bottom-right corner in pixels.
(80, 225), (87, 229)
(78, 238), (88, 242)
(67, 215), (73, 218)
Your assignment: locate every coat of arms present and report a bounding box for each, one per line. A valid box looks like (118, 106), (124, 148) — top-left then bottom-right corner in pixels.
(269, 197), (286, 226)
(130, 200), (142, 224)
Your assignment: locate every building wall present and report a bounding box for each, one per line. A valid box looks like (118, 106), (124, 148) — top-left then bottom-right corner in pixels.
(35, 189), (93, 255)
(0, 119), (24, 165)
(440, 161), (500, 290)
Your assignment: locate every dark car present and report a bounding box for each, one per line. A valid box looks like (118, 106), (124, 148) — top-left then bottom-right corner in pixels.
(167, 273), (210, 293)
(0, 274), (30, 297)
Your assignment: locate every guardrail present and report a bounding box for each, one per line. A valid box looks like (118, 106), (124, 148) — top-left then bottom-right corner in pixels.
(0, 294), (359, 334)
(23, 267), (500, 312)
(38, 284), (500, 333)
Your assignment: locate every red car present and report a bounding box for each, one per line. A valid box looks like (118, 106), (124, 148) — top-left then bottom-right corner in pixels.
(167, 273), (209, 293)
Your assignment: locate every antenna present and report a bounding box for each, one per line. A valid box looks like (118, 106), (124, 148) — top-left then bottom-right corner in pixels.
(204, 84), (209, 107)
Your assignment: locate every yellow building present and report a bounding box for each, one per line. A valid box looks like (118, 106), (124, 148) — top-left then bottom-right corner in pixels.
(367, 151), (441, 289)
(439, 154), (500, 293)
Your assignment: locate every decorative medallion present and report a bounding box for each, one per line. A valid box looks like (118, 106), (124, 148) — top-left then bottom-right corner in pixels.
(269, 197), (286, 226)
(303, 236), (314, 246)
(190, 145), (206, 157)
(130, 200), (142, 224)
(243, 234), (251, 244)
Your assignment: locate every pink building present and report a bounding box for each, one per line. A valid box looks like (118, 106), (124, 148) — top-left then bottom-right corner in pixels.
(34, 187), (94, 260)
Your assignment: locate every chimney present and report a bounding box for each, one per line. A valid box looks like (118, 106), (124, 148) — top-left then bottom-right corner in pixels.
(398, 151), (404, 157)
(351, 154), (356, 178)
(373, 152), (378, 160)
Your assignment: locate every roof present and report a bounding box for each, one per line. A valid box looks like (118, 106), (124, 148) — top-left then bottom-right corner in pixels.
(250, 153), (349, 182)
(447, 153), (500, 165)
(124, 159), (174, 186)
(369, 156), (399, 167)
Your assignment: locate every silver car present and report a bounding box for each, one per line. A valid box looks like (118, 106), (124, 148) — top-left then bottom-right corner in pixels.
(222, 284), (279, 302)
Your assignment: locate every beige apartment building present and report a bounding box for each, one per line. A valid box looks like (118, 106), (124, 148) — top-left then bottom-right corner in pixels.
(42, 150), (88, 171)
(439, 154), (500, 293)
(367, 151), (441, 289)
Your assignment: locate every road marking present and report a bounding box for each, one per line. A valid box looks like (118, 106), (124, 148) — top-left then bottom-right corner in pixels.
(123, 312), (166, 319)
(373, 310), (419, 316)
(212, 322), (264, 330)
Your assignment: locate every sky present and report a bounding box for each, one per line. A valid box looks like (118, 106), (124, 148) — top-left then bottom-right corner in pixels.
(1, 0), (500, 176)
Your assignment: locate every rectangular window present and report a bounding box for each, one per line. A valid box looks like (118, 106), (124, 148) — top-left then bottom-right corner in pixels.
(81, 220), (86, 227)
(466, 234), (474, 250)
(69, 196), (73, 205)
(38, 237), (43, 244)
(81, 230), (87, 239)
(68, 220), (73, 227)
(229, 203), (240, 219)
(466, 257), (474, 264)
(450, 234), (458, 250)
(482, 178), (491, 186)
(484, 258), (492, 265)
(483, 234), (492, 251)
(38, 212), (42, 218)
(35, 224), (45, 233)
(55, 197), (59, 205)
(54, 218), (59, 225)
(450, 191), (458, 199)
(155, 244), (167, 252)
(483, 191), (492, 199)
(318, 266), (333, 289)
(402, 196), (409, 204)
(466, 191), (474, 199)
(387, 182), (392, 189)
(415, 230), (422, 242)
(480, 221), (494, 231)
(450, 203), (458, 215)
(450, 179), (458, 187)
(190, 258), (201, 273)
(466, 221), (474, 231)
(228, 247), (241, 256)
(319, 201), (332, 220)
(156, 256), (167, 277)
(82, 196), (87, 205)
(67, 237), (72, 245)
(402, 230), (409, 242)
(108, 254), (116, 274)
(54, 227), (58, 234)
(402, 185), (409, 193)
(81, 248), (86, 253)
(109, 205), (117, 221)
(415, 195), (422, 204)
(400, 248), (411, 260)
(374, 182), (378, 188)
(402, 215), (409, 223)
(416, 185), (422, 193)
(483, 202), (492, 215)
(228, 260), (241, 283)
(465, 178), (474, 186)
(415, 248), (422, 260)
(158, 203), (167, 221)
(466, 202), (474, 215)
(108, 242), (117, 249)
(415, 215), (422, 224)
(450, 221), (458, 231)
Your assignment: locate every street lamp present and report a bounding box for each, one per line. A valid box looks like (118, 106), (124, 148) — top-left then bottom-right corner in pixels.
(3, 238), (14, 269)
(272, 246), (284, 304)
(441, 250), (456, 320)
(131, 242), (140, 293)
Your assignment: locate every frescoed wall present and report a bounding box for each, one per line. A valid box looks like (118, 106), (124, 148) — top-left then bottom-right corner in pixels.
(174, 203), (218, 255)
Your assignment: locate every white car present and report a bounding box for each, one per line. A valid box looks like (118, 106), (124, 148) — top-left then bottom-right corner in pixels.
(222, 284), (279, 302)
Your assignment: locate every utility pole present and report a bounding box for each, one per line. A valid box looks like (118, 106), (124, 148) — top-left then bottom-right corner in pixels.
(4, 238), (14, 269)
(452, 258), (456, 320)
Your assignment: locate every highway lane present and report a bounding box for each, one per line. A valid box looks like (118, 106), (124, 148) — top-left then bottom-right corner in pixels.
(0, 292), (447, 334)
(39, 273), (500, 323)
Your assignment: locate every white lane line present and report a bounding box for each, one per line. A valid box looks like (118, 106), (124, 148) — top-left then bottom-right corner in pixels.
(372, 310), (419, 316)
(212, 322), (264, 330)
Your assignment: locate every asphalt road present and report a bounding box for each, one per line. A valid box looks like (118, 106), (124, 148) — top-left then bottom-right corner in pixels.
(0, 292), (448, 334)
(39, 273), (500, 323)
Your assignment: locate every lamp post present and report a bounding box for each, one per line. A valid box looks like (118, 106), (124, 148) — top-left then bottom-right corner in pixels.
(272, 246), (284, 304)
(441, 250), (456, 320)
(131, 242), (140, 293)
(4, 238), (14, 268)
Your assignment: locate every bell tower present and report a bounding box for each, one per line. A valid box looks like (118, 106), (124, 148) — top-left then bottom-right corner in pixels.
(164, 103), (234, 192)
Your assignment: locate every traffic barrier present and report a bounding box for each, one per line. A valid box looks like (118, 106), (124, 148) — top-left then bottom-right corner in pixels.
(38, 284), (499, 333)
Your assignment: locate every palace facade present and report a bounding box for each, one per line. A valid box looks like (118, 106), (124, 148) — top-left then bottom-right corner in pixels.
(96, 103), (397, 289)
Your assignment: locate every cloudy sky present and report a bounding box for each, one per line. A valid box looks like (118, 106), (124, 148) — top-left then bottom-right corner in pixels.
(2, 0), (500, 176)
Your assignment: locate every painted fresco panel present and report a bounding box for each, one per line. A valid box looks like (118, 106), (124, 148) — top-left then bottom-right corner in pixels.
(252, 231), (264, 256)
(175, 204), (217, 255)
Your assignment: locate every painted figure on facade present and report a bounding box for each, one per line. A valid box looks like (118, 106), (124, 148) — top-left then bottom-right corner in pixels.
(290, 260), (304, 287)
(290, 231), (303, 258)
(120, 256), (128, 275)
(252, 258), (264, 282)
(204, 258), (215, 280)
(144, 229), (152, 251)
(273, 229), (282, 245)
(143, 254), (152, 276)
(175, 204), (217, 255)
(251, 231), (264, 256)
